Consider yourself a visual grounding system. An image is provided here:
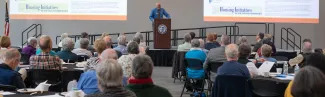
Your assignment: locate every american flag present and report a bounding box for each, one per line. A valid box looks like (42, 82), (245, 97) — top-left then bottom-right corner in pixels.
(4, 0), (10, 36)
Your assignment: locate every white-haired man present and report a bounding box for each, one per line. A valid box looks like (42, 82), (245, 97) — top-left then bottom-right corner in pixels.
(217, 44), (250, 77)
(289, 40), (313, 66)
(114, 35), (127, 55)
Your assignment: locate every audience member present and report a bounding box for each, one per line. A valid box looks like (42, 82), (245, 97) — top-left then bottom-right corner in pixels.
(0, 36), (11, 49)
(22, 37), (37, 56)
(198, 39), (208, 53)
(118, 41), (139, 78)
(126, 55), (172, 97)
(205, 33), (218, 50)
(289, 40), (313, 67)
(204, 34), (230, 69)
(104, 36), (122, 57)
(78, 49), (119, 95)
(189, 32), (196, 39)
(84, 59), (136, 97)
(100, 32), (110, 39)
(58, 33), (68, 48)
(238, 43), (251, 64)
(314, 48), (323, 54)
(213, 33), (221, 46)
(134, 32), (147, 54)
(285, 53), (325, 97)
(238, 36), (248, 45)
(186, 39), (207, 62)
(291, 66), (325, 97)
(84, 39), (107, 71)
(56, 38), (78, 63)
(260, 34), (276, 55)
(114, 35), (128, 55)
(258, 44), (277, 62)
(30, 35), (62, 70)
(217, 44), (250, 77)
(0, 49), (25, 89)
(72, 38), (93, 57)
(252, 32), (264, 52)
(75, 32), (89, 48)
(177, 34), (192, 51)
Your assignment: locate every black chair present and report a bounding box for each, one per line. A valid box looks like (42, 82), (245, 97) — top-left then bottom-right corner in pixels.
(250, 78), (279, 97)
(172, 51), (187, 83)
(63, 60), (76, 63)
(206, 62), (224, 95)
(0, 84), (17, 91)
(212, 75), (252, 97)
(20, 53), (31, 65)
(29, 69), (63, 92)
(180, 58), (205, 97)
(77, 55), (90, 62)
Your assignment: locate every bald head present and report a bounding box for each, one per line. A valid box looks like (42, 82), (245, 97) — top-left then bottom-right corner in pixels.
(101, 49), (118, 60)
(303, 41), (312, 53)
(4, 48), (21, 69)
(225, 44), (239, 60)
(156, 2), (161, 9)
(103, 36), (112, 48)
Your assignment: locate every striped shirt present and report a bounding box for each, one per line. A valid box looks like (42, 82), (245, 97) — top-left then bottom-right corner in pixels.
(29, 52), (62, 70)
(72, 48), (93, 57)
(84, 57), (100, 72)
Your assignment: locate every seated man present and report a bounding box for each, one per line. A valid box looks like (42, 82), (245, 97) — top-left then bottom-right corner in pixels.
(126, 55), (172, 97)
(204, 35), (230, 68)
(289, 40), (313, 67)
(22, 37), (37, 56)
(56, 38), (78, 63)
(77, 49), (123, 95)
(0, 49), (26, 89)
(252, 32), (264, 52)
(177, 34), (192, 51)
(238, 44), (258, 77)
(217, 44), (250, 77)
(103, 36), (122, 58)
(72, 38), (93, 57)
(30, 35), (62, 70)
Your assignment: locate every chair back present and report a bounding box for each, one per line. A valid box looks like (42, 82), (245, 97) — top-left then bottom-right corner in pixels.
(77, 55), (90, 62)
(250, 78), (279, 96)
(185, 58), (203, 70)
(20, 53), (31, 65)
(212, 75), (252, 97)
(0, 84), (17, 91)
(63, 60), (76, 63)
(29, 69), (62, 86)
(208, 62), (224, 73)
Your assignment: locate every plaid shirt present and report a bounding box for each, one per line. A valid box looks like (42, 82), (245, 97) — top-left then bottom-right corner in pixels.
(29, 52), (62, 70)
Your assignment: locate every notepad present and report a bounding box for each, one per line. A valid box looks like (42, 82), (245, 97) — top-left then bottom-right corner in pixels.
(0, 92), (16, 95)
(258, 61), (275, 75)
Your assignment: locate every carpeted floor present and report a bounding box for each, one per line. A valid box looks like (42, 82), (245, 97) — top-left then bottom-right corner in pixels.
(152, 67), (192, 97)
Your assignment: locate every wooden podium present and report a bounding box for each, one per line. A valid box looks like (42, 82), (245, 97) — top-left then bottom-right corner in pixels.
(154, 19), (171, 49)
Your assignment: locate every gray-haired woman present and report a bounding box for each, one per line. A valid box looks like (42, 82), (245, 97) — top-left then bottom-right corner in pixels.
(85, 59), (136, 97)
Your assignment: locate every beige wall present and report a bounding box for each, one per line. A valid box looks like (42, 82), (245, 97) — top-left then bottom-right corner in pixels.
(0, 0), (324, 49)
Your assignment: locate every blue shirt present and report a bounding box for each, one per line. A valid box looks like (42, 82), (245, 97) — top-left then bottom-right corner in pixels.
(217, 61), (251, 77)
(36, 49), (56, 56)
(185, 49), (207, 63)
(114, 45), (127, 55)
(261, 56), (277, 63)
(78, 70), (128, 94)
(77, 70), (100, 95)
(149, 8), (171, 22)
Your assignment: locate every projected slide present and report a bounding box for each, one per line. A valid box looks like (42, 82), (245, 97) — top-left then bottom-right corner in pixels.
(204, 0), (319, 23)
(9, 0), (127, 20)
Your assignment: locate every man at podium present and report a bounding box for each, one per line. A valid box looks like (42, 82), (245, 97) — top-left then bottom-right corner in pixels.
(149, 2), (171, 30)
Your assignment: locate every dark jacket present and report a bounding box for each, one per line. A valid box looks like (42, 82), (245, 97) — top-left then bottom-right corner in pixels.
(85, 87), (136, 97)
(126, 83), (172, 97)
(238, 57), (251, 65)
(0, 63), (25, 89)
(252, 40), (263, 52)
(205, 43), (219, 50)
(56, 50), (78, 62)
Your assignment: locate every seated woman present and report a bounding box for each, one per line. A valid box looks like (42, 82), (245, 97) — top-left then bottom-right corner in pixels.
(0, 36), (11, 49)
(291, 66), (325, 97)
(56, 38), (78, 63)
(84, 39), (107, 71)
(118, 41), (139, 78)
(85, 59), (136, 97)
(22, 37), (37, 56)
(204, 33), (218, 50)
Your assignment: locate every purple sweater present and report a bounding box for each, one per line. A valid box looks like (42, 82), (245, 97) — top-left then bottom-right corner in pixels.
(22, 45), (36, 56)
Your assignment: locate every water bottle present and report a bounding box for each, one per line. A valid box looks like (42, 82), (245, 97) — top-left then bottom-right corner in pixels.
(294, 64), (300, 74)
(283, 62), (289, 75)
(67, 80), (78, 91)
